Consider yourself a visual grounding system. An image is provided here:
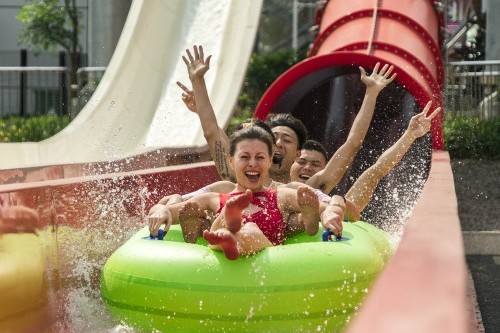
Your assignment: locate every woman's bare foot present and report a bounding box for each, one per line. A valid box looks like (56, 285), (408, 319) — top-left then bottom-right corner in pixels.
(203, 229), (239, 260)
(224, 190), (253, 233)
(179, 202), (204, 243)
(297, 186), (320, 235)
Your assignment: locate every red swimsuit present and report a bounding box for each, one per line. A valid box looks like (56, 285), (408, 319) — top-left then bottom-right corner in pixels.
(216, 190), (286, 245)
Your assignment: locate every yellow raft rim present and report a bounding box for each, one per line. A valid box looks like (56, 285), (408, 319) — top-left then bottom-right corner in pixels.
(0, 233), (46, 331)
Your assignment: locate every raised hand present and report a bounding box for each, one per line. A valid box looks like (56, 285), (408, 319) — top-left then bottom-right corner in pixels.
(182, 45), (212, 81)
(176, 81), (197, 113)
(408, 101), (442, 139)
(360, 62), (397, 93)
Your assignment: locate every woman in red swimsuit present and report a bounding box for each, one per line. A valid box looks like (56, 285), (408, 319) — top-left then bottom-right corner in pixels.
(148, 126), (344, 260)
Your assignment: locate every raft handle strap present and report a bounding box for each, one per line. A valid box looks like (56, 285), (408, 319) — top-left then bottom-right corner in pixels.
(149, 229), (166, 240)
(322, 230), (348, 242)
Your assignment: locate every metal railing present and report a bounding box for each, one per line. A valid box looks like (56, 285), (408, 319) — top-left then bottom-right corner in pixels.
(1, 61), (499, 120)
(74, 67), (106, 116)
(444, 60), (500, 119)
(0, 66), (68, 118)
(0, 66), (107, 119)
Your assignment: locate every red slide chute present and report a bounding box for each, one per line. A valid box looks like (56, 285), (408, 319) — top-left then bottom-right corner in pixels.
(256, 0), (444, 148)
(254, 0), (445, 222)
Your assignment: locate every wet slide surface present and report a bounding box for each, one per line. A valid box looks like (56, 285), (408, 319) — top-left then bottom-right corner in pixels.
(1, 1), (263, 330)
(0, 0), (263, 171)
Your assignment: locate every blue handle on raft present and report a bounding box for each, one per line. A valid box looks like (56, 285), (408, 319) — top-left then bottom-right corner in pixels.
(322, 230), (347, 242)
(149, 229), (166, 240)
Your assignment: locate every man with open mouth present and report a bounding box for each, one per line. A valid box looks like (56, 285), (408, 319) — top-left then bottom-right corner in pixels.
(289, 140), (328, 183)
(178, 46), (395, 193)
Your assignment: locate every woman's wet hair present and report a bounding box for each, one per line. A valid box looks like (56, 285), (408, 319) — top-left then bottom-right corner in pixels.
(266, 113), (308, 149)
(229, 126), (274, 157)
(234, 118), (276, 144)
(303, 140), (328, 161)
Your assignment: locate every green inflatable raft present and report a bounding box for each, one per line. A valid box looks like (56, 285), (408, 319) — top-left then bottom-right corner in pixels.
(101, 222), (393, 332)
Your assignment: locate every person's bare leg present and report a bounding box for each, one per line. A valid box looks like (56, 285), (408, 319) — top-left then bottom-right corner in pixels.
(203, 229), (239, 260)
(204, 222), (273, 260)
(297, 186), (320, 235)
(179, 202), (204, 243)
(286, 213), (304, 238)
(224, 189), (253, 233)
(203, 190), (254, 260)
(204, 190), (274, 259)
(221, 190), (274, 255)
(236, 222), (273, 255)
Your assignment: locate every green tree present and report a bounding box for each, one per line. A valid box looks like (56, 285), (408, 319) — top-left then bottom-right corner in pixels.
(16, 0), (81, 114)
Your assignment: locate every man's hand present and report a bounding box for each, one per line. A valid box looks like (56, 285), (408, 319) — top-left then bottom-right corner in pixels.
(360, 62), (397, 93)
(408, 101), (442, 139)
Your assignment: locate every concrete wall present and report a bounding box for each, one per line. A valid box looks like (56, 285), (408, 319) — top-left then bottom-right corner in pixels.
(483, 0), (500, 60)
(0, 0), (23, 52)
(87, 0), (132, 66)
(0, 0), (88, 57)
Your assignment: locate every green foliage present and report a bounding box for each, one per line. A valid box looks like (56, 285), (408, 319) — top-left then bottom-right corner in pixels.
(0, 115), (70, 142)
(238, 49), (307, 112)
(17, 0), (82, 115)
(444, 115), (500, 159)
(16, 0), (77, 53)
(229, 50), (306, 134)
(226, 108), (254, 136)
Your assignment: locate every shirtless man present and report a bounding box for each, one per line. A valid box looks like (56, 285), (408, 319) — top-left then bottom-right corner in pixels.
(148, 126), (344, 259)
(178, 45), (395, 187)
(150, 46), (395, 241)
(151, 101), (440, 243)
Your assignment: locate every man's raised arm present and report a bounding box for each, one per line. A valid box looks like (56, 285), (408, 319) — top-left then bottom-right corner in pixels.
(307, 63), (397, 194)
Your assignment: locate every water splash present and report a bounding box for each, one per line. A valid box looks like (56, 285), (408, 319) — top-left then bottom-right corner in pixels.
(32, 166), (149, 332)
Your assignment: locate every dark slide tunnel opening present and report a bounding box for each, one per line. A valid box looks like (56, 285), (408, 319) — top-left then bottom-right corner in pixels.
(266, 66), (431, 232)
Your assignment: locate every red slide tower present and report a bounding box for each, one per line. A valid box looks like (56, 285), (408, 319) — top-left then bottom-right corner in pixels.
(254, 0), (446, 222)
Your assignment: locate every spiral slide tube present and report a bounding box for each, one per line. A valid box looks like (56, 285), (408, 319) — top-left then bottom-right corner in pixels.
(256, 0), (444, 147)
(254, 0), (446, 224)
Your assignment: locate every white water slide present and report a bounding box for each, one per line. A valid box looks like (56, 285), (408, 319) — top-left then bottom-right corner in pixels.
(0, 0), (263, 170)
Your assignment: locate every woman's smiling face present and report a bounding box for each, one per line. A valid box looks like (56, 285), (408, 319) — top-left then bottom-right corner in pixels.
(229, 139), (272, 192)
